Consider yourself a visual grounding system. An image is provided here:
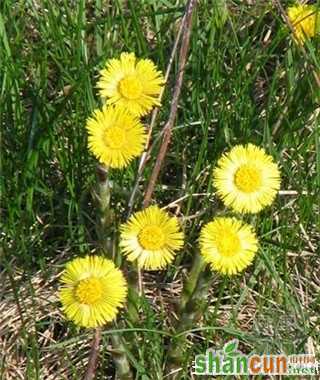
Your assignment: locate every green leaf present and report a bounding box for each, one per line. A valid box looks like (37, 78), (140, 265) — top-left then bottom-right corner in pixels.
(224, 340), (238, 355)
(212, 0), (228, 30)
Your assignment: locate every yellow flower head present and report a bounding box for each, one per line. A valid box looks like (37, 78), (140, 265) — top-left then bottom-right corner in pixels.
(120, 205), (184, 270)
(213, 144), (281, 214)
(59, 255), (127, 328)
(86, 105), (146, 169)
(287, 4), (319, 44)
(97, 52), (165, 117)
(199, 217), (258, 275)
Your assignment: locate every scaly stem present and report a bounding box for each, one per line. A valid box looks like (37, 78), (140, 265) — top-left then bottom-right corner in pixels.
(110, 334), (133, 380)
(126, 266), (140, 324)
(83, 328), (101, 380)
(179, 254), (206, 311)
(90, 164), (133, 379)
(165, 264), (212, 380)
(95, 164), (113, 257)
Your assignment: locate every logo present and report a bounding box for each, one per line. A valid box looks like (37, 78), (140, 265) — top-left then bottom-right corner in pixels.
(194, 339), (319, 376)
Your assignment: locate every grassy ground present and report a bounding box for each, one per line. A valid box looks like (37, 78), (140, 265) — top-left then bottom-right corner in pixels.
(1, 0), (320, 379)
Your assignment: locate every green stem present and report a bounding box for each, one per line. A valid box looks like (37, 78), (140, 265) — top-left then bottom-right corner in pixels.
(179, 254), (206, 312)
(110, 334), (133, 380)
(93, 164), (133, 379)
(126, 267), (140, 324)
(95, 164), (114, 257)
(166, 263), (212, 380)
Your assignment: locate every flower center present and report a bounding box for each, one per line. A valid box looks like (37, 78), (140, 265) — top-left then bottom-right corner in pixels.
(119, 75), (143, 100)
(216, 231), (241, 257)
(75, 277), (103, 305)
(138, 225), (165, 250)
(234, 164), (262, 193)
(104, 126), (126, 149)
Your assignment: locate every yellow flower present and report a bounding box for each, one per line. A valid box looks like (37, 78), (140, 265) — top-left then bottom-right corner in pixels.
(287, 4), (319, 44)
(199, 217), (258, 275)
(59, 255), (127, 328)
(97, 52), (165, 117)
(120, 205), (184, 270)
(213, 144), (281, 214)
(86, 105), (146, 169)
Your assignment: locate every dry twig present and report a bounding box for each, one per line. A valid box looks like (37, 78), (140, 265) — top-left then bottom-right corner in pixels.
(143, 0), (198, 208)
(127, 14), (186, 216)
